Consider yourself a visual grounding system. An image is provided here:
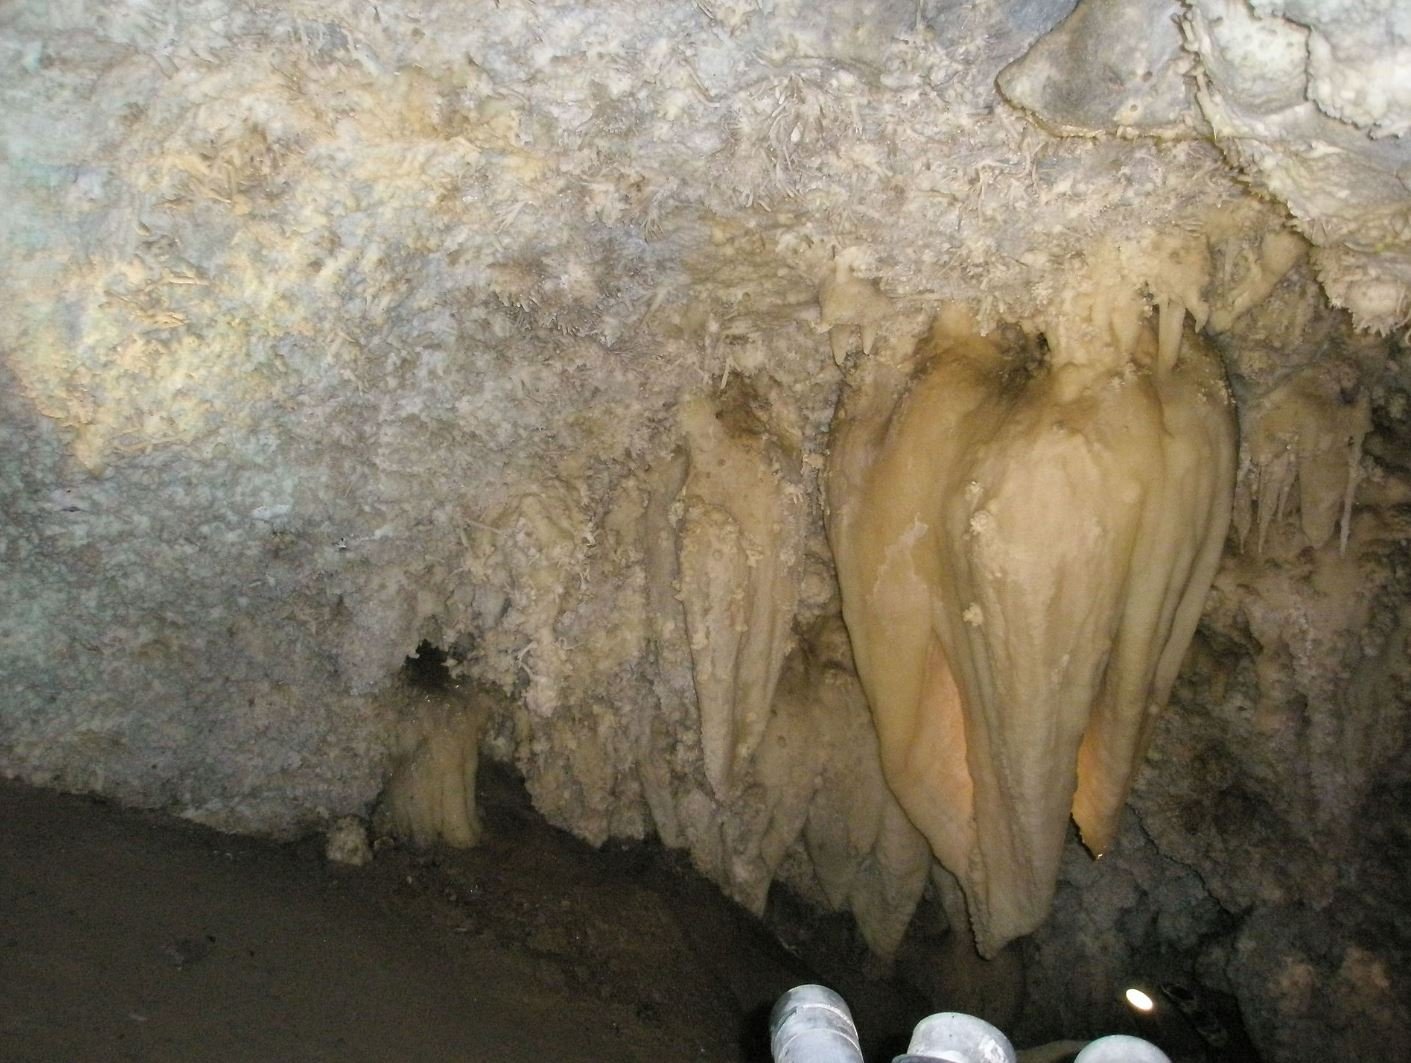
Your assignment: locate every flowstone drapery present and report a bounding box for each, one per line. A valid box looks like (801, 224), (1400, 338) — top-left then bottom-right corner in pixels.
(829, 298), (1236, 955)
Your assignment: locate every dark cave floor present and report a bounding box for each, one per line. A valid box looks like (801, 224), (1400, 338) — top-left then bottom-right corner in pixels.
(0, 767), (931, 1063)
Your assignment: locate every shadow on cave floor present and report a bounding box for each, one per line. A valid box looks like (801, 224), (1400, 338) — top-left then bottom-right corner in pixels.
(0, 765), (928, 1063)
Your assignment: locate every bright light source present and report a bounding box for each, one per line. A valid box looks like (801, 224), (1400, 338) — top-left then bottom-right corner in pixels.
(1125, 988), (1156, 1012)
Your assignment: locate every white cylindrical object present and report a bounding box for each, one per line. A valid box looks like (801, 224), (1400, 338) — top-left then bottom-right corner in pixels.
(905, 1012), (1018, 1063)
(1073, 1034), (1171, 1063)
(770, 984), (864, 1063)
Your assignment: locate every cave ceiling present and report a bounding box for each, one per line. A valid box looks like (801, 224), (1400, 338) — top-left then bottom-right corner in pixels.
(3, 2), (1411, 1060)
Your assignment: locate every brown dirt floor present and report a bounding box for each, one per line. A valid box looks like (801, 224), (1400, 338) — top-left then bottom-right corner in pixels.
(0, 766), (931, 1063)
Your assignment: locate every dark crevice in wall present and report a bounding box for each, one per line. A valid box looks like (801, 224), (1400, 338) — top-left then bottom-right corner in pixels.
(402, 641), (453, 692)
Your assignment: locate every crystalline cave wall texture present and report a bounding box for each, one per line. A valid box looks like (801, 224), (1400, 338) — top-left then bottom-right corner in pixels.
(2, 1), (1410, 1061)
(999, 0), (1411, 333)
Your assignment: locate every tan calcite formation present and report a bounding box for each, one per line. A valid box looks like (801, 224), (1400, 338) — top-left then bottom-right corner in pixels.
(621, 389), (933, 955)
(377, 691), (489, 848)
(1233, 362), (1374, 558)
(790, 617), (933, 956)
(828, 302), (1236, 956)
(618, 398), (932, 954)
(675, 394), (805, 799)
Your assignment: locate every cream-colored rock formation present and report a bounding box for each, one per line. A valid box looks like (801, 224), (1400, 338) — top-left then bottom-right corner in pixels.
(2, 1), (1409, 1060)
(376, 654), (490, 848)
(829, 295), (1235, 956)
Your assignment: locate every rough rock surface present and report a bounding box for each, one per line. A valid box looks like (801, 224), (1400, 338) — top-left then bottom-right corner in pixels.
(1001, 0), (1411, 333)
(3, 2), (1410, 1061)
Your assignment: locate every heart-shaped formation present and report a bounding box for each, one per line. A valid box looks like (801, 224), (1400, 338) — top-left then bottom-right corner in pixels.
(828, 304), (1236, 955)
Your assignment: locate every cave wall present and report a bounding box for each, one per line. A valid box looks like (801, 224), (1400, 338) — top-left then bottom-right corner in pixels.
(3, 1), (1410, 1061)
(998, 0), (1411, 333)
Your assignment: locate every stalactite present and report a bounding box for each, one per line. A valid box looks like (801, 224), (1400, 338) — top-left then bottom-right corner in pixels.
(828, 296), (1236, 955)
